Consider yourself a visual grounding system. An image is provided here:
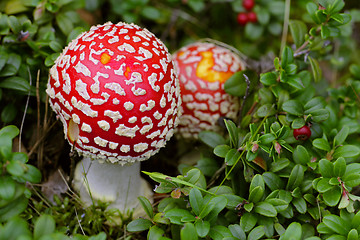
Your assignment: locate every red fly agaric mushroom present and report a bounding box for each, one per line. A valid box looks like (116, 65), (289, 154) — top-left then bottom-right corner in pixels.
(173, 42), (245, 138)
(46, 22), (181, 216)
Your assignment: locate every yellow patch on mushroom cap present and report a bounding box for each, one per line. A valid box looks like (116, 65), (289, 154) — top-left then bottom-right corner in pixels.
(100, 53), (111, 65)
(196, 51), (233, 83)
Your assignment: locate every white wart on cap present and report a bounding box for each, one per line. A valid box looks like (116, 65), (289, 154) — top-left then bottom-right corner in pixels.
(46, 22), (181, 164)
(173, 42), (245, 138)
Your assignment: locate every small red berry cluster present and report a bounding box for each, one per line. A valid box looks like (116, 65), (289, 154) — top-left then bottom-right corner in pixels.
(237, 0), (257, 26)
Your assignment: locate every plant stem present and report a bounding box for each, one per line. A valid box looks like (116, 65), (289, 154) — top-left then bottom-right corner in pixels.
(280, 0), (291, 55)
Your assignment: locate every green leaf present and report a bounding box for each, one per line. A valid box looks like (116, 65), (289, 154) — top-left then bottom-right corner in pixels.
(34, 214), (56, 240)
(256, 7), (270, 25)
(280, 222), (302, 240)
(310, 109), (330, 122)
(321, 25), (331, 39)
(259, 133), (276, 145)
(56, 12), (73, 35)
(322, 214), (349, 235)
(327, 0), (345, 14)
(0, 54), (21, 77)
(315, 178), (333, 193)
(323, 186), (342, 206)
(208, 225), (232, 240)
(224, 70), (258, 97)
(21, 164), (42, 183)
(195, 221), (210, 238)
(144, 172), (213, 196)
(313, 138), (331, 152)
(67, 27), (86, 43)
(347, 229), (358, 240)
(89, 232), (107, 240)
(6, 160), (24, 177)
(187, 0), (205, 12)
(240, 212), (257, 232)
(281, 46), (294, 68)
(138, 196), (154, 219)
(304, 97), (326, 113)
(1, 104), (17, 123)
(306, 2), (319, 23)
(292, 197), (307, 214)
(319, 159), (334, 177)
(289, 20), (307, 48)
(256, 103), (276, 117)
(0, 76), (30, 93)
(350, 64), (360, 78)
(0, 51), (9, 73)
(228, 224), (246, 240)
(198, 131), (226, 148)
(250, 174), (265, 193)
(141, 6), (162, 21)
(148, 225), (165, 240)
(224, 119), (239, 148)
(225, 148), (240, 166)
(270, 158), (290, 172)
(351, 211), (360, 229)
(282, 100), (303, 116)
(0, 176), (15, 200)
(0, 216), (31, 240)
(153, 212), (169, 224)
(244, 202), (254, 212)
(181, 223), (198, 240)
(292, 118), (305, 129)
(263, 172), (283, 191)
(286, 164), (304, 190)
(334, 126), (349, 147)
(333, 157), (346, 177)
(189, 188), (203, 216)
(0, 194), (28, 221)
(204, 196), (227, 221)
(0, 14), (10, 35)
(249, 186), (264, 203)
(333, 145), (360, 159)
(245, 23), (264, 40)
(183, 168), (206, 188)
(343, 174), (360, 188)
(308, 56), (322, 82)
(293, 145), (310, 165)
(247, 225), (265, 240)
(7, 15), (21, 33)
(196, 157), (218, 177)
(213, 145), (231, 158)
(254, 202), (277, 217)
(265, 198), (288, 212)
(165, 209), (195, 224)
(260, 72), (277, 86)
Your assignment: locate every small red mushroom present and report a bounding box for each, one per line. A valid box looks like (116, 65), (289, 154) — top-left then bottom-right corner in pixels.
(172, 42), (245, 138)
(46, 22), (181, 217)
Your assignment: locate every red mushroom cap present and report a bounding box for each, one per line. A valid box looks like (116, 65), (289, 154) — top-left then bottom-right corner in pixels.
(173, 42), (245, 138)
(46, 22), (181, 164)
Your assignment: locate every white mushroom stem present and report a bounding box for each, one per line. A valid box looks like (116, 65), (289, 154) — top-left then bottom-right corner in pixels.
(73, 157), (153, 218)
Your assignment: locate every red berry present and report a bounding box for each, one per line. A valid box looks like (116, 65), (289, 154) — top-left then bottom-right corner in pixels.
(237, 12), (248, 26)
(247, 12), (257, 23)
(242, 0), (255, 11)
(293, 125), (311, 141)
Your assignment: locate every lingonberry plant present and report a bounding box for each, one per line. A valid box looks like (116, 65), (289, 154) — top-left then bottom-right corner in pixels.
(0, 0), (359, 239)
(127, 0), (360, 239)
